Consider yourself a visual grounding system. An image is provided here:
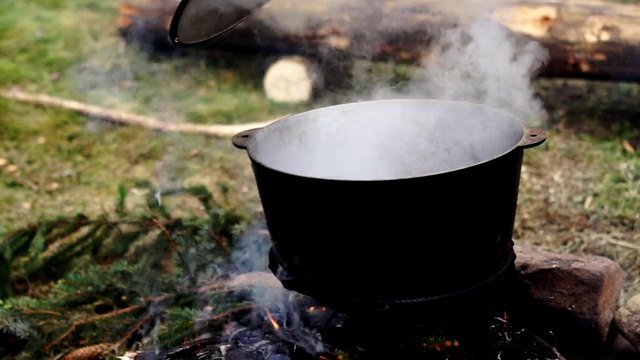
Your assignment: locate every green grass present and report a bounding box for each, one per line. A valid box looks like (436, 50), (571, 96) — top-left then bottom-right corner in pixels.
(0, 0), (307, 233)
(0, 0), (307, 125)
(514, 79), (640, 297)
(0, 97), (263, 233)
(0, 0), (111, 91)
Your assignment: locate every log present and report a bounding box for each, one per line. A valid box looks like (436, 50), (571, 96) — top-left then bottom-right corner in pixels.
(262, 55), (323, 103)
(240, 0), (640, 82)
(491, 0), (640, 82)
(0, 89), (287, 137)
(122, 0), (640, 82)
(117, 0), (175, 33)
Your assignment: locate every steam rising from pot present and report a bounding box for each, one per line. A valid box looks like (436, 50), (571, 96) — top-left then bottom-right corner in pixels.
(369, 3), (550, 126)
(410, 18), (549, 125)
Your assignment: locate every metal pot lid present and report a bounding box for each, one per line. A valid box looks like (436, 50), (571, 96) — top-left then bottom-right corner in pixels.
(169, 0), (270, 47)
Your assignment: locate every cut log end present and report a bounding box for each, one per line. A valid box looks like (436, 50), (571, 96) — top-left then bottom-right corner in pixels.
(491, 5), (558, 38)
(263, 56), (324, 104)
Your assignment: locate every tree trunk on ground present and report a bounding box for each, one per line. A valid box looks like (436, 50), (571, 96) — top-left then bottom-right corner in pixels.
(118, 0), (640, 82)
(490, 0), (640, 81)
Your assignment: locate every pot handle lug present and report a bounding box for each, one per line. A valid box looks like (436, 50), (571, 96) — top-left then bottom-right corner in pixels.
(232, 128), (262, 150)
(518, 128), (547, 149)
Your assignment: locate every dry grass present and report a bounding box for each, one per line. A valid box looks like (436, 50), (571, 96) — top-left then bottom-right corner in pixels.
(516, 79), (640, 300)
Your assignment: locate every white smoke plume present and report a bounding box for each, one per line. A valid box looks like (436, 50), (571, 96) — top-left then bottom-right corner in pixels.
(371, 1), (550, 126)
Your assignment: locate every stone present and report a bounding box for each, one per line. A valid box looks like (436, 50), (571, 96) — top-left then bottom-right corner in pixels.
(509, 244), (625, 357)
(231, 271), (283, 289)
(614, 293), (640, 352)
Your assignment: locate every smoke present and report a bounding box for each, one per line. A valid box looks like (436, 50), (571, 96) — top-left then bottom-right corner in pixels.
(230, 218), (287, 305)
(370, 2), (551, 126)
(250, 0), (550, 127)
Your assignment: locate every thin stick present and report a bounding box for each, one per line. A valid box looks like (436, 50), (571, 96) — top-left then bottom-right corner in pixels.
(600, 237), (640, 251)
(0, 89), (287, 137)
(21, 309), (65, 317)
(149, 218), (195, 283)
(8, 173), (39, 191)
(194, 304), (256, 323)
(44, 323), (77, 353)
(520, 329), (567, 360)
(44, 305), (142, 352)
(115, 314), (150, 349)
(83, 305), (143, 324)
(195, 280), (228, 294)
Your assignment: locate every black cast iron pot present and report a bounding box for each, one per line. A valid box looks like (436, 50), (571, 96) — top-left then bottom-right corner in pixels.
(232, 99), (545, 313)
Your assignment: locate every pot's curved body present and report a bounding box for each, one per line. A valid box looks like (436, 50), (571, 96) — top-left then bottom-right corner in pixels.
(233, 99), (545, 312)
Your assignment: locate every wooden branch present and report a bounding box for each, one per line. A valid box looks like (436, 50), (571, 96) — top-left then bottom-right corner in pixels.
(21, 309), (65, 317)
(44, 304), (143, 352)
(35, 273), (275, 354)
(193, 304), (256, 323)
(600, 235), (640, 251)
(115, 314), (150, 349)
(519, 329), (568, 360)
(150, 218), (195, 283)
(0, 90), (286, 137)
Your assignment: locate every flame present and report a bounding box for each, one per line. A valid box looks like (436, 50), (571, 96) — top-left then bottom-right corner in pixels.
(265, 308), (280, 331)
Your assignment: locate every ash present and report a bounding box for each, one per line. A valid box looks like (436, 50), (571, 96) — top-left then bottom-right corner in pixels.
(133, 285), (561, 360)
(134, 295), (342, 360)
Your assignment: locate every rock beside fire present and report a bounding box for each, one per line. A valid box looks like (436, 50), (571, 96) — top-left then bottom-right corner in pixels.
(614, 294), (640, 351)
(510, 244), (625, 357)
(223, 247), (633, 358)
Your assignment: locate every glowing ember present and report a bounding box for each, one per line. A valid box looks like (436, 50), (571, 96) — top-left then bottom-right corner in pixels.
(308, 306), (326, 312)
(265, 308), (280, 331)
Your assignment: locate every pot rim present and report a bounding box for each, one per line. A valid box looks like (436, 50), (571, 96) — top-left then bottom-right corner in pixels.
(241, 98), (546, 181)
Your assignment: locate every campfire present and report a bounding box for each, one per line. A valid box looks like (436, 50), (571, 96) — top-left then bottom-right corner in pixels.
(128, 219), (568, 360)
(1, 183), (632, 360)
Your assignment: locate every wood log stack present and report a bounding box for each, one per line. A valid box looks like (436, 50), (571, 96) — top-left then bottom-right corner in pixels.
(117, 0), (640, 101)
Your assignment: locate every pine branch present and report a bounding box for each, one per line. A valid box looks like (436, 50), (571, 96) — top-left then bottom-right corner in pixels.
(44, 304), (144, 352)
(0, 313), (35, 340)
(0, 182), (253, 358)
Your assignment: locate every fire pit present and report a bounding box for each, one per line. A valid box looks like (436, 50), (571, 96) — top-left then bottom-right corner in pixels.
(134, 273), (563, 360)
